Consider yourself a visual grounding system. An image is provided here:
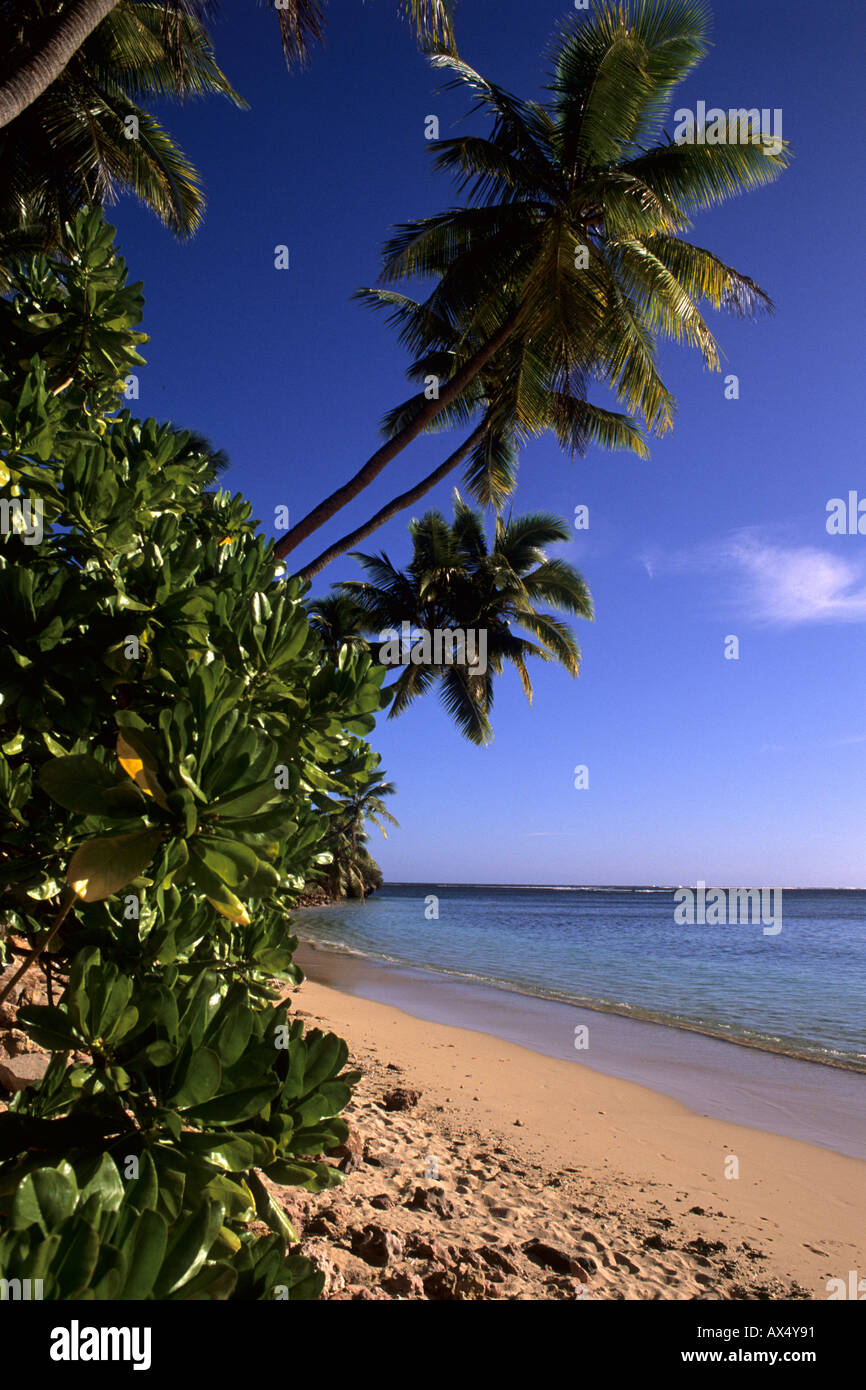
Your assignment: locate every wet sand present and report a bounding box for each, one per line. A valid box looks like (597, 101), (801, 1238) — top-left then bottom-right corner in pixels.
(295, 942), (866, 1161)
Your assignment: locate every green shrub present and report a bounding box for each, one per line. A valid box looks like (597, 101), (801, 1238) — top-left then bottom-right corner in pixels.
(0, 209), (389, 1299)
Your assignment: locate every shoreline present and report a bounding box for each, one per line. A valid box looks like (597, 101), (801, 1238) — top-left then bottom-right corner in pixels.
(295, 939), (866, 1162)
(293, 922), (866, 1076)
(286, 966), (866, 1299)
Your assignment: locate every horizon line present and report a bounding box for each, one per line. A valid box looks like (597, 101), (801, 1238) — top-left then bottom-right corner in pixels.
(380, 881), (866, 892)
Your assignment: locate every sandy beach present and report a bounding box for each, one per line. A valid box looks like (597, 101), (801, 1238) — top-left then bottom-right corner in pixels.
(277, 943), (866, 1301)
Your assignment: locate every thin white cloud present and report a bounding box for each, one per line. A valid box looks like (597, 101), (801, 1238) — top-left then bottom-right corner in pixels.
(727, 538), (866, 624)
(643, 529), (866, 626)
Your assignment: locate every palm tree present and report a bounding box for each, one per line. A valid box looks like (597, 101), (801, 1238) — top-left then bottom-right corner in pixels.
(174, 428), (230, 479)
(0, 2), (244, 248)
(316, 767), (398, 900)
(0, 0), (457, 131)
(306, 592), (373, 661)
(322, 828), (383, 901)
(338, 496), (593, 744)
(339, 769), (399, 848)
(276, 0), (789, 563)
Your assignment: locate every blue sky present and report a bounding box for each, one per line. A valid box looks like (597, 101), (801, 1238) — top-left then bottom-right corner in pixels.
(111, 0), (866, 887)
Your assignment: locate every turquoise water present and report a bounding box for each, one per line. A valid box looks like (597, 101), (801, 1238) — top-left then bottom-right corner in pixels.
(294, 884), (866, 1069)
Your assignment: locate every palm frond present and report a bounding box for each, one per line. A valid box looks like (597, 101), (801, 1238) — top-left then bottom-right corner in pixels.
(644, 234), (774, 317)
(623, 138), (789, 217)
(462, 427), (518, 509)
(437, 663), (493, 745)
(399, 0), (457, 50)
(518, 559), (594, 619)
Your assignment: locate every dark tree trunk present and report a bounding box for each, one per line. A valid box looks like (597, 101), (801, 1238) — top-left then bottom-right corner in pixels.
(0, 0), (121, 130)
(274, 311), (520, 560)
(296, 420), (490, 581)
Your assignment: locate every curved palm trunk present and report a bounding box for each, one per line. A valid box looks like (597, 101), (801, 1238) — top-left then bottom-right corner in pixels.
(295, 420), (490, 582)
(274, 311), (520, 561)
(0, 0), (121, 130)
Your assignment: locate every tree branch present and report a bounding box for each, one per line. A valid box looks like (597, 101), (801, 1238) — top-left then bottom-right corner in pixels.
(0, 888), (76, 1011)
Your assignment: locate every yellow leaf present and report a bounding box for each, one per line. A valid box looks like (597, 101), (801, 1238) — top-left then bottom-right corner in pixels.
(116, 733), (165, 805)
(206, 893), (250, 926)
(117, 749), (152, 794)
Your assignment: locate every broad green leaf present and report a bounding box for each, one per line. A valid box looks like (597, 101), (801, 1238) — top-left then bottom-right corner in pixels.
(154, 1199), (224, 1297)
(120, 1209), (169, 1299)
(248, 1172), (299, 1244)
(178, 1133), (255, 1172)
(78, 1154), (124, 1212)
(66, 828), (163, 901)
(39, 755), (144, 816)
(51, 1219), (101, 1297)
(167, 1261), (237, 1301)
(193, 837), (259, 889)
(184, 1083), (278, 1127)
(207, 780), (278, 819)
(170, 1047), (222, 1109)
(12, 1168), (78, 1233)
(16, 1004), (79, 1051)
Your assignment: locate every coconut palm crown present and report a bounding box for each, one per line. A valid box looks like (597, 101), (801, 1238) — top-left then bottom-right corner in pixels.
(337, 496), (593, 744)
(0, 0), (248, 257)
(375, 1), (789, 442)
(279, 0), (789, 564)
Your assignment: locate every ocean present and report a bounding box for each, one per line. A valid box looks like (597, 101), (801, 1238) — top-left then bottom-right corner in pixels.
(293, 883), (866, 1071)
